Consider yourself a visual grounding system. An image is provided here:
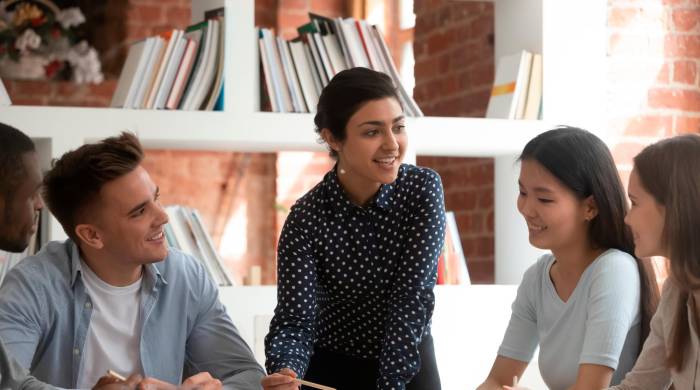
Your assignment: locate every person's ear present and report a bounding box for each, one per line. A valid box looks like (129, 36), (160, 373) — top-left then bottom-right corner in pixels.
(74, 224), (104, 250)
(583, 195), (599, 222)
(321, 128), (342, 154)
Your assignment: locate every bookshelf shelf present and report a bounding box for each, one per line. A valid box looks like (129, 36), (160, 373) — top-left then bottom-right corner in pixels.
(0, 0), (607, 285)
(3, 105), (548, 156)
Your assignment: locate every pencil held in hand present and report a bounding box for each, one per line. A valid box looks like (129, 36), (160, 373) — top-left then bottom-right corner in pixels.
(107, 369), (127, 381)
(295, 378), (336, 390)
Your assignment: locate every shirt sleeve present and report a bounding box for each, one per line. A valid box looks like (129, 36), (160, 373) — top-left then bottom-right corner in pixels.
(264, 204), (317, 376)
(497, 263), (540, 363)
(579, 253), (641, 369)
(607, 281), (673, 390)
(0, 263), (46, 370)
(184, 259), (265, 390)
(0, 338), (55, 390)
(377, 169), (446, 390)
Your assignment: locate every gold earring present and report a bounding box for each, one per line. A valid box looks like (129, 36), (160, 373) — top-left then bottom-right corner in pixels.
(339, 168), (346, 175)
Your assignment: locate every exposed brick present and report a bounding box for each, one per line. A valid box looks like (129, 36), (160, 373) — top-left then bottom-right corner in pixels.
(672, 9), (700, 32)
(673, 60), (698, 84)
(673, 116), (700, 134)
(125, 4), (163, 24)
(665, 34), (700, 57)
(648, 88), (700, 110)
(427, 31), (453, 55)
(310, 0), (344, 17)
(466, 260), (494, 284)
(621, 115), (673, 137)
(165, 6), (191, 25)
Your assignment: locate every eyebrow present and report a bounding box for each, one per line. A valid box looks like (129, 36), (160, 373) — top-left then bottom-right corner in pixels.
(127, 186), (159, 215)
(518, 181), (554, 194)
(358, 115), (405, 127)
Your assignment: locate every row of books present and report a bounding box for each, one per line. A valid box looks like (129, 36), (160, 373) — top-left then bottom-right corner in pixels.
(258, 13), (422, 116)
(110, 8), (225, 111)
(436, 212), (470, 285)
(486, 50), (543, 120)
(164, 205), (234, 286)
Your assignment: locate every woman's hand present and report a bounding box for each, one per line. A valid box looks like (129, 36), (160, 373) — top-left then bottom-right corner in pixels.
(261, 368), (300, 390)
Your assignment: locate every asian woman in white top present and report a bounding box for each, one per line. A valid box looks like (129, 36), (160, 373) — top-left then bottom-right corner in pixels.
(478, 127), (658, 390)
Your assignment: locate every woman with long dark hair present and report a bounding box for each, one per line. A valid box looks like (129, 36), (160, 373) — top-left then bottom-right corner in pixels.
(261, 67), (445, 390)
(609, 134), (700, 389)
(478, 127), (658, 390)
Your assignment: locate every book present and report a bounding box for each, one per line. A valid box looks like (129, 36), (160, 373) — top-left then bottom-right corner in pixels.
(288, 40), (319, 112)
(177, 21), (208, 109)
(155, 34), (187, 109)
(258, 14), (423, 116)
(486, 50), (534, 119)
(132, 37), (164, 109)
(202, 10), (226, 111)
(277, 37), (306, 113)
(165, 35), (200, 110)
(110, 39), (148, 108)
(145, 29), (182, 109)
(165, 205), (233, 286)
(259, 33), (279, 112)
(0, 77), (10, 106)
(183, 19), (220, 110)
(523, 53), (543, 120)
(371, 26), (423, 116)
(436, 211), (470, 285)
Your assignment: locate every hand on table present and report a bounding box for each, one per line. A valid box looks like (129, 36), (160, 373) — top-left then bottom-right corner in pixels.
(261, 368), (300, 390)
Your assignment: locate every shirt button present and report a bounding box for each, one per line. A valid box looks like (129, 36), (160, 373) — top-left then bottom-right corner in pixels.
(73, 348), (79, 355)
(85, 302), (91, 309)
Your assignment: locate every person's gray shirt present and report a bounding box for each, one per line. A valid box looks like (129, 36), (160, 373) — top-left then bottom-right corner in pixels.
(0, 240), (264, 389)
(0, 338), (55, 390)
(498, 249), (641, 390)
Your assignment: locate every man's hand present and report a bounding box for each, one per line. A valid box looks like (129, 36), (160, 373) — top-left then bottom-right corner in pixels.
(136, 372), (222, 390)
(261, 368), (300, 390)
(181, 372), (223, 390)
(93, 374), (143, 390)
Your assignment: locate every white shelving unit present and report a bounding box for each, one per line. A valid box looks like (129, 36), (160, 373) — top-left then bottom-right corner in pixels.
(0, 0), (607, 284)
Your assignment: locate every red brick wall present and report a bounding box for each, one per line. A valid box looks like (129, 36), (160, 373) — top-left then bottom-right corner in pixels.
(608, 0), (700, 175)
(413, 0), (496, 283)
(607, 0), (700, 287)
(4, 80), (116, 106)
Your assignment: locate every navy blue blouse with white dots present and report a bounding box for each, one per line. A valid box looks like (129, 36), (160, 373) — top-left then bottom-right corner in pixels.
(265, 163), (446, 390)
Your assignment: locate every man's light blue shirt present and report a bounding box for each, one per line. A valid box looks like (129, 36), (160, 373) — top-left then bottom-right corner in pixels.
(0, 240), (264, 389)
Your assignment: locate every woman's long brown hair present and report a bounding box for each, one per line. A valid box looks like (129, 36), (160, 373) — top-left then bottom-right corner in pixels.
(634, 134), (700, 370)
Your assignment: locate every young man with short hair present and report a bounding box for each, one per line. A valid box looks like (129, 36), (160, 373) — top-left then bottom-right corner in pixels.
(0, 132), (264, 389)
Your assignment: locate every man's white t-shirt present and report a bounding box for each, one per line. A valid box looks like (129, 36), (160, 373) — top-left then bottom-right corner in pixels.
(76, 261), (144, 389)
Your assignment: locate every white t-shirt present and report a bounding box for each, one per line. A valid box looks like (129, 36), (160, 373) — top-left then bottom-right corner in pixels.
(76, 261), (144, 389)
(498, 249), (641, 390)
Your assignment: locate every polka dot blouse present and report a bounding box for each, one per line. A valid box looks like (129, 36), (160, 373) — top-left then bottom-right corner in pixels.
(265, 163), (446, 390)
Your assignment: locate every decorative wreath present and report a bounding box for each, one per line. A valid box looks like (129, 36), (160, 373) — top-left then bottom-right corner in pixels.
(0, 0), (103, 83)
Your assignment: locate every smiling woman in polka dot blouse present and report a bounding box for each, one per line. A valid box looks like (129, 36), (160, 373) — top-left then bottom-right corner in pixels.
(261, 68), (446, 390)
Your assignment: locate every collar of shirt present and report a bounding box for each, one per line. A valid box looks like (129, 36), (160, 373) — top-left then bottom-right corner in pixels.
(68, 241), (168, 291)
(322, 164), (401, 216)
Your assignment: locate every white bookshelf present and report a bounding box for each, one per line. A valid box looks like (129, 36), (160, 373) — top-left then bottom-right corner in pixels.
(0, 0), (608, 284)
